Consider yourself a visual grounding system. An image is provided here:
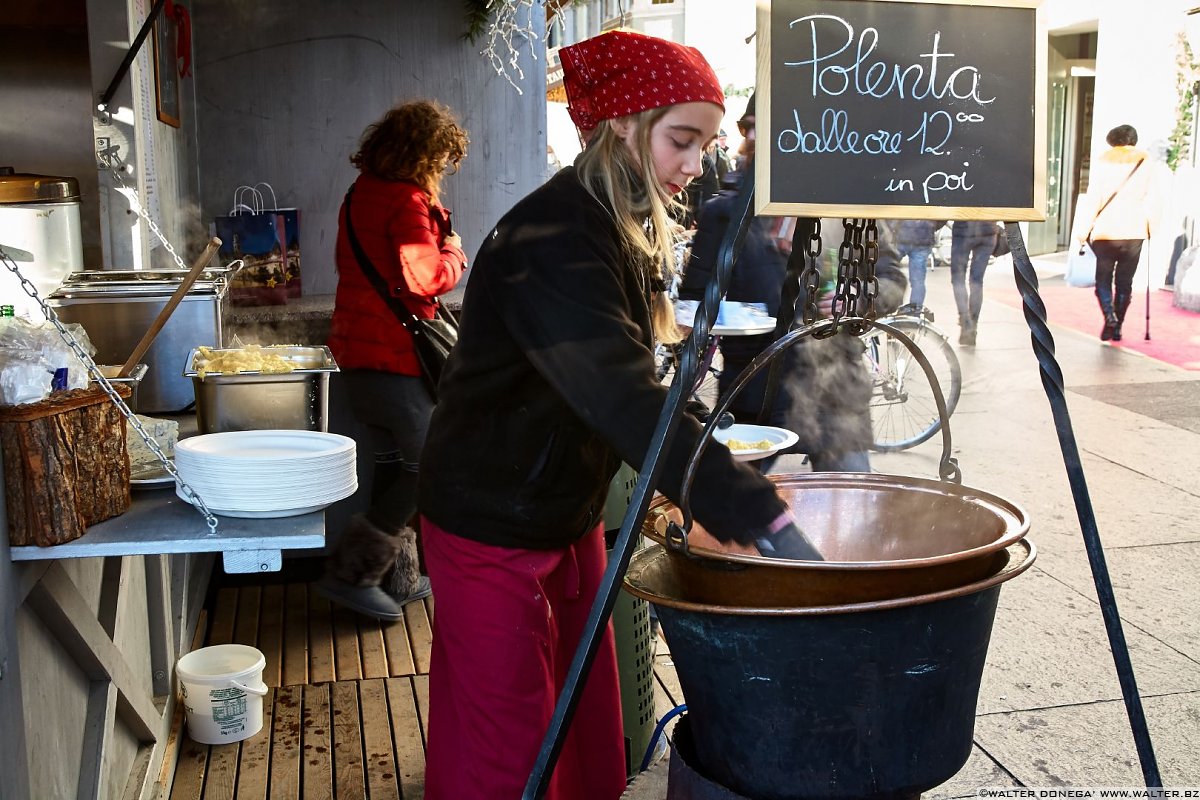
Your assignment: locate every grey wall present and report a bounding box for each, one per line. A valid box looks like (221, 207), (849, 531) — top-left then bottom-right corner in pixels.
(191, 0), (549, 297)
(1, 1), (103, 268)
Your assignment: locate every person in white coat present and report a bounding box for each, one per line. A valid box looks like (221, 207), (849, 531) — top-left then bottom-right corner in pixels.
(1075, 124), (1158, 341)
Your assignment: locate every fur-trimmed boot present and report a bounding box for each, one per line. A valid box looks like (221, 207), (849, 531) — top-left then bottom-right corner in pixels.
(317, 514), (405, 621)
(384, 527), (433, 606)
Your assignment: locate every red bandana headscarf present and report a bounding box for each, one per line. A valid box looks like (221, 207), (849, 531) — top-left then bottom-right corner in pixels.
(560, 30), (725, 134)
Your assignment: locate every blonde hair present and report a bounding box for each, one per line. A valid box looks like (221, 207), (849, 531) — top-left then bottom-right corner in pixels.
(575, 108), (685, 344)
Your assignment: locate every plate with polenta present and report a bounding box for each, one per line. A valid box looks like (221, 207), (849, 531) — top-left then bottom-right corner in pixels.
(711, 424), (799, 462)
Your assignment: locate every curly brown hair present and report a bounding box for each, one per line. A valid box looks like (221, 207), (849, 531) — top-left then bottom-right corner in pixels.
(351, 100), (469, 199)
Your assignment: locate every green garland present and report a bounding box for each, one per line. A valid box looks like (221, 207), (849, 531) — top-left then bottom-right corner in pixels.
(1167, 32), (1199, 173)
(463, 0), (495, 43)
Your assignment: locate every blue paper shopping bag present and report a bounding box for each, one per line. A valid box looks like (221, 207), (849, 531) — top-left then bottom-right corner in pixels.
(213, 184), (301, 305)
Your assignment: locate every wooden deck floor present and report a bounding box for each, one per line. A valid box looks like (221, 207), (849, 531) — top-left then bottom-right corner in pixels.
(169, 581), (682, 799)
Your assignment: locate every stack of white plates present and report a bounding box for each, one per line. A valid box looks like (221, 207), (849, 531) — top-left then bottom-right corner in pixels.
(174, 430), (358, 518)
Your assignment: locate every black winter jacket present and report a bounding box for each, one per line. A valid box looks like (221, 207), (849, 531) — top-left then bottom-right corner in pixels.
(418, 167), (787, 550)
(678, 190), (787, 418)
(894, 219), (946, 247)
(680, 205), (907, 457)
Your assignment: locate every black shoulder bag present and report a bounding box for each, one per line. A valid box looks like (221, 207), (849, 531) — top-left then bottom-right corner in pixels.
(342, 185), (459, 399)
(992, 222), (1011, 257)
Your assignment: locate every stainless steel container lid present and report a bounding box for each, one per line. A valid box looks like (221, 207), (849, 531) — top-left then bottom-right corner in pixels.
(184, 345), (339, 377)
(0, 167), (81, 204)
(49, 268), (232, 298)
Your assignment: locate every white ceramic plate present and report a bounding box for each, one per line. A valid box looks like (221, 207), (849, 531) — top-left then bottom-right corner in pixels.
(174, 451), (356, 473)
(173, 475), (357, 505)
(710, 320), (777, 336)
(674, 301), (776, 336)
(131, 461), (175, 488)
(175, 458), (357, 481)
(175, 485), (336, 518)
(173, 491), (356, 510)
(175, 430), (355, 462)
(712, 424), (800, 462)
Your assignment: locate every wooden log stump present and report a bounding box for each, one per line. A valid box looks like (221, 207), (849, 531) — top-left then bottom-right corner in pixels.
(0, 386), (131, 546)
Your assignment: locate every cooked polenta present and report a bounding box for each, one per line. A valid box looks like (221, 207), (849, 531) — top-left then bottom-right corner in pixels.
(723, 438), (773, 451)
(193, 345), (296, 378)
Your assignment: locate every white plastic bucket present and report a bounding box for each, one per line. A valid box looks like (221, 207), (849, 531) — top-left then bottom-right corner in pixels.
(176, 644), (268, 744)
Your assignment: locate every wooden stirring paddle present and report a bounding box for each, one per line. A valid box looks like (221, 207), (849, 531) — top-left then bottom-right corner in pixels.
(117, 236), (223, 378)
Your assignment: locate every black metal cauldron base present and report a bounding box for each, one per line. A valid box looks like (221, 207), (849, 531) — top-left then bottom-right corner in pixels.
(666, 715), (921, 800)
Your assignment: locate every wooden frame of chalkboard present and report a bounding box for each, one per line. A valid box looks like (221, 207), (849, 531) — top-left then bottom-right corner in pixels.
(755, 0), (1047, 221)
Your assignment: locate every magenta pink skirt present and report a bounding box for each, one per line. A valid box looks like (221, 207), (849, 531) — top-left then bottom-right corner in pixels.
(421, 516), (627, 800)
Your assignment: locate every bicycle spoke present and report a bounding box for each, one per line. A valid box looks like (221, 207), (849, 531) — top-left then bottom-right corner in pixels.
(866, 317), (962, 452)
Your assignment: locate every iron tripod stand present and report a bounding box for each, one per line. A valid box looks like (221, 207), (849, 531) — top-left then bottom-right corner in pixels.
(520, 205), (1164, 798)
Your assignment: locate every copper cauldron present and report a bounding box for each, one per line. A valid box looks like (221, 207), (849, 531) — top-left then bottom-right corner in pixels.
(642, 471), (1030, 609)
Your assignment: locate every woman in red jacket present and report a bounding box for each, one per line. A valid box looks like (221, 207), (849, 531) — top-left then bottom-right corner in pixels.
(319, 100), (469, 621)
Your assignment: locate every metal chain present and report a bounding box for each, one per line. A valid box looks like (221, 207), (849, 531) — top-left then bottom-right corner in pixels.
(799, 219), (823, 325)
(861, 220), (880, 321)
(1, 241), (219, 534)
(824, 218), (882, 335)
(828, 219), (859, 328)
(99, 148), (191, 270)
(100, 147), (241, 289)
(847, 218), (866, 318)
(835, 219), (854, 321)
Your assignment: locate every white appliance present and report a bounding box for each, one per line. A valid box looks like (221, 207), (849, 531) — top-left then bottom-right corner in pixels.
(0, 168), (84, 321)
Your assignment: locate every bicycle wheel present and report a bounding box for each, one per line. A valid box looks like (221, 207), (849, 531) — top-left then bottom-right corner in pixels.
(654, 340), (722, 407)
(654, 341), (681, 383)
(864, 317), (962, 452)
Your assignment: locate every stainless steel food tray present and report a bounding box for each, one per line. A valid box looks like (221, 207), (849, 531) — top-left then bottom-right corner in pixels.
(185, 345), (337, 377)
(184, 346), (339, 433)
(52, 268), (233, 298)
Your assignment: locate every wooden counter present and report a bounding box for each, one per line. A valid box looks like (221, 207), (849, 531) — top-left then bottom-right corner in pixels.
(1, 444), (326, 799)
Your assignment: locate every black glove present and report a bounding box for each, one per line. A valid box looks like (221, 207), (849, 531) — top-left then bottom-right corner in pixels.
(684, 398), (735, 429)
(754, 521), (824, 561)
(683, 398), (713, 424)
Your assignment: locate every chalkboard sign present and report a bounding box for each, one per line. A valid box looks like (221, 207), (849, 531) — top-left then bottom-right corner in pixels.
(755, 0), (1047, 221)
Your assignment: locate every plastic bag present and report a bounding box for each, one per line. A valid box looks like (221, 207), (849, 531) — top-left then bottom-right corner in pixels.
(0, 317), (97, 403)
(992, 223), (1011, 257)
(1064, 244), (1096, 288)
(1174, 245), (1200, 311)
(0, 351), (53, 404)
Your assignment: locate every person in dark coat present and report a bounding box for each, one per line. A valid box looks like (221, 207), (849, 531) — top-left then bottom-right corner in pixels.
(678, 180), (789, 424)
(415, 31), (821, 800)
(949, 220), (999, 345)
(680, 97), (906, 473)
(892, 219), (945, 309)
(681, 146), (720, 228)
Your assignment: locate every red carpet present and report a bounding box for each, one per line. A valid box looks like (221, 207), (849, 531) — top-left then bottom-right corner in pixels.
(992, 280), (1200, 370)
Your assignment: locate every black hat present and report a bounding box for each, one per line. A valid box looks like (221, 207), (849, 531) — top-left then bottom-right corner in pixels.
(740, 92), (755, 122)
